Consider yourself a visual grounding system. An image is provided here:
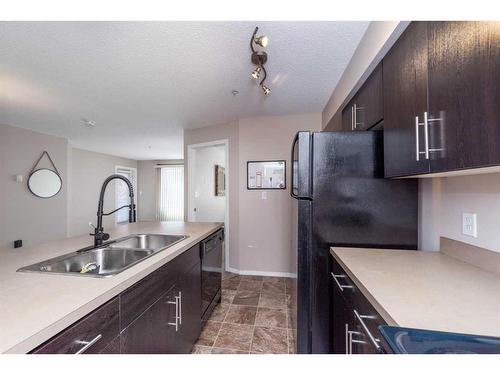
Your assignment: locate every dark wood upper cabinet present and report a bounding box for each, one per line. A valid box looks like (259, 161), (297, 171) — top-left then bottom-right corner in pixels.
(384, 21), (500, 177)
(383, 21), (430, 177)
(354, 63), (383, 130)
(427, 21), (500, 173)
(341, 63), (384, 132)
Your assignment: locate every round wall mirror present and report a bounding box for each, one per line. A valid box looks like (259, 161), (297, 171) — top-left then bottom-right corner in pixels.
(28, 169), (62, 198)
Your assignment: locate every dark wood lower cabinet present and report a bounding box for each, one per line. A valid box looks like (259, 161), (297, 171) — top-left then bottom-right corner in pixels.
(31, 241), (206, 354)
(176, 263), (202, 353)
(32, 298), (120, 354)
(330, 256), (387, 354)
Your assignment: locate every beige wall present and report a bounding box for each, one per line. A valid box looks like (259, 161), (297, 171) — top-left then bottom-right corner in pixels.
(68, 148), (137, 237)
(238, 113), (322, 274)
(137, 160), (157, 221)
(322, 21), (409, 128)
(184, 121), (240, 269)
(419, 174), (500, 253)
(184, 114), (321, 275)
(0, 124), (68, 249)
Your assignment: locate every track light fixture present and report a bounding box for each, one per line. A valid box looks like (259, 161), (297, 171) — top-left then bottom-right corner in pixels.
(251, 65), (262, 80)
(250, 27), (271, 96)
(254, 35), (269, 48)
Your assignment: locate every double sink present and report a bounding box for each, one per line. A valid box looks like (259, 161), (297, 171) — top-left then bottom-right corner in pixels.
(17, 234), (187, 278)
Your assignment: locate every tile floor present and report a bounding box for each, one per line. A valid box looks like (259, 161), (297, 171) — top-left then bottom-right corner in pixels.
(191, 273), (296, 354)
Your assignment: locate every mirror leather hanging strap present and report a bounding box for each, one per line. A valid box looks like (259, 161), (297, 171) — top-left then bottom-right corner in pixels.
(30, 151), (61, 176)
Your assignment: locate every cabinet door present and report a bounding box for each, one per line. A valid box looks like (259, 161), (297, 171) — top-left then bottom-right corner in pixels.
(383, 22), (430, 177)
(331, 273), (348, 354)
(341, 101), (355, 131)
(354, 63), (384, 131)
(427, 21), (500, 172)
(32, 298), (119, 354)
(177, 262), (202, 353)
(120, 286), (178, 354)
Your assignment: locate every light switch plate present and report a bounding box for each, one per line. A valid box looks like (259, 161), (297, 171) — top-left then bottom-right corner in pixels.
(462, 213), (477, 237)
(261, 191), (267, 200)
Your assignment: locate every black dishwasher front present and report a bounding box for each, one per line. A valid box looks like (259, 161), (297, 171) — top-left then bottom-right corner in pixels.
(201, 229), (223, 323)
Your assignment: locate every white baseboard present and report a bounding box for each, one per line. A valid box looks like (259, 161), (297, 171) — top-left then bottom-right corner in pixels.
(226, 266), (296, 279)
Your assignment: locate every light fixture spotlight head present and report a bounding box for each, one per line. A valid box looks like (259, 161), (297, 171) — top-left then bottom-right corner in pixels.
(254, 35), (269, 48)
(251, 66), (262, 80)
(261, 85), (271, 96)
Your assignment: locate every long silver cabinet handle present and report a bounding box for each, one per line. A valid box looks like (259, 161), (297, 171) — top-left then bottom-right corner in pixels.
(423, 111), (430, 159)
(74, 334), (102, 354)
(351, 106), (354, 131)
(353, 103), (357, 130)
(168, 295), (180, 332)
(354, 309), (381, 351)
(331, 272), (353, 292)
(345, 323), (349, 354)
(178, 291), (182, 325)
(415, 116), (420, 161)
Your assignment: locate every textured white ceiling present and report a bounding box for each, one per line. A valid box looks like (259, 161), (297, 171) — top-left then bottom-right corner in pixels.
(0, 21), (369, 159)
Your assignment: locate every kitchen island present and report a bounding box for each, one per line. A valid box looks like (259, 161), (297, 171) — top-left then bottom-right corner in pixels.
(0, 221), (222, 353)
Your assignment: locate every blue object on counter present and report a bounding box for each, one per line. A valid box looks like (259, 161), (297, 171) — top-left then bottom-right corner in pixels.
(379, 325), (500, 354)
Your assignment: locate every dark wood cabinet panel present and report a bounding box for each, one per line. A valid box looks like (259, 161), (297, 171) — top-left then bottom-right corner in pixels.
(177, 262), (202, 353)
(99, 335), (120, 354)
(330, 256), (386, 354)
(32, 298), (119, 354)
(354, 63), (383, 131)
(427, 21), (500, 172)
(120, 244), (200, 330)
(341, 63), (384, 133)
(120, 286), (178, 354)
(383, 21), (430, 177)
(341, 101), (355, 131)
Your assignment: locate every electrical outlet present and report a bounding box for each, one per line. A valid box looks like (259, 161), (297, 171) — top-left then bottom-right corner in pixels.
(462, 213), (477, 237)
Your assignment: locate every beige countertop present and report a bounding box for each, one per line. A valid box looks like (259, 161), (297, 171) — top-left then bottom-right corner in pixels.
(0, 221), (223, 354)
(330, 245), (500, 338)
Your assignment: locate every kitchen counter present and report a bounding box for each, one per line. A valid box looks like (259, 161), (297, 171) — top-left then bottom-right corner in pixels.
(330, 243), (500, 338)
(0, 221), (223, 354)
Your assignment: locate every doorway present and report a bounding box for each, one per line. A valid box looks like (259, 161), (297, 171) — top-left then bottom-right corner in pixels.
(187, 140), (229, 270)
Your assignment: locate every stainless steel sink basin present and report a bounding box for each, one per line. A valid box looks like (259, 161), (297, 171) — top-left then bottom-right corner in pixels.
(17, 234), (188, 277)
(109, 234), (186, 251)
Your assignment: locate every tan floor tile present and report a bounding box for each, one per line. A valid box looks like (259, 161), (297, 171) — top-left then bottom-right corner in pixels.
(214, 323), (254, 351)
(262, 281), (285, 294)
(240, 275), (263, 281)
(288, 330), (296, 354)
(221, 289), (237, 304)
(251, 327), (288, 354)
(222, 278), (240, 290)
(287, 309), (296, 329)
(224, 305), (257, 325)
(232, 290), (260, 306)
(208, 303), (230, 322)
(238, 280), (263, 292)
(262, 276), (285, 285)
(191, 345), (212, 354)
(211, 347), (248, 354)
(258, 292), (287, 309)
(255, 307), (287, 328)
(196, 321), (221, 347)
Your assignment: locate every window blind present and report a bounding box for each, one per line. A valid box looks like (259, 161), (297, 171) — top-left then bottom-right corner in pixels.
(157, 165), (184, 221)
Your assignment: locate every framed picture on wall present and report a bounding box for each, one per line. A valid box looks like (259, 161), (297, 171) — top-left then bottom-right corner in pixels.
(215, 164), (226, 196)
(247, 160), (286, 190)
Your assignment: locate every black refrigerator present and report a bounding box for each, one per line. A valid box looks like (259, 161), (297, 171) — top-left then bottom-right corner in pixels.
(289, 130), (418, 354)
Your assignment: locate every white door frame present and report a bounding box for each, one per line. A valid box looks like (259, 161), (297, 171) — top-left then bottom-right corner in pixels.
(187, 139), (230, 271)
